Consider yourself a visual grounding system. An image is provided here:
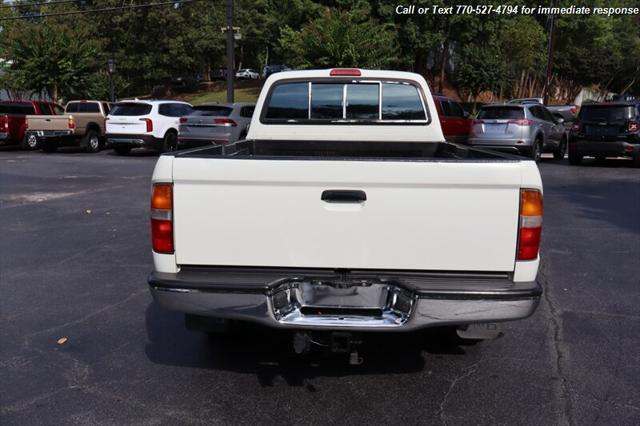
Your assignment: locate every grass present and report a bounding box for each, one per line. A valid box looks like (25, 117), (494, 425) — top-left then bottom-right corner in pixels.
(180, 81), (263, 104)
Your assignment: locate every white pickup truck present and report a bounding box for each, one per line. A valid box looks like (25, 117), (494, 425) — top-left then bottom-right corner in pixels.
(148, 69), (543, 353)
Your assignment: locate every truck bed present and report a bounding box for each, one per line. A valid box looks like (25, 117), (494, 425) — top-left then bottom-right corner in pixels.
(174, 139), (521, 162)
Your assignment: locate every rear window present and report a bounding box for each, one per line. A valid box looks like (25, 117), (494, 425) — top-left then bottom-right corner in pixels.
(66, 102), (100, 113)
(311, 84), (343, 119)
(66, 103), (80, 113)
(478, 106), (524, 119)
(263, 80), (427, 123)
(381, 83), (426, 120)
(264, 82), (309, 120)
(346, 84), (378, 119)
(37, 102), (53, 114)
(579, 105), (634, 122)
(0, 103), (35, 115)
(158, 103), (193, 117)
(192, 106), (232, 116)
(110, 103), (152, 116)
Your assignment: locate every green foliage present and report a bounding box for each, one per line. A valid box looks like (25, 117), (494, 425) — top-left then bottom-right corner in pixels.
(454, 44), (507, 100)
(0, 20), (102, 101)
(499, 15), (545, 75)
(279, 8), (397, 68)
(84, 71), (130, 100)
(1, 0), (639, 101)
(554, 1), (640, 95)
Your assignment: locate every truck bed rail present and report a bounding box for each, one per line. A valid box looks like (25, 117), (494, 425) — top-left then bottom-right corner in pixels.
(174, 140), (523, 162)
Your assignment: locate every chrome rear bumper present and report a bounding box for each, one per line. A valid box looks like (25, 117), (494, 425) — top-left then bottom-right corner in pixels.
(148, 267), (541, 332)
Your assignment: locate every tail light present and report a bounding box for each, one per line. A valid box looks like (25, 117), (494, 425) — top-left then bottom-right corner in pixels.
(1, 115), (8, 131)
(213, 118), (237, 127)
(570, 106), (577, 115)
(68, 116), (75, 129)
(140, 118), (153, 132)
(517, 189), (543, 261)
(179, 117), (188, 123)
(508, 119), (533, 126)
(151, 183), (174, 254)
(628, 121), (639, 132)
(330, 68), (361, 76)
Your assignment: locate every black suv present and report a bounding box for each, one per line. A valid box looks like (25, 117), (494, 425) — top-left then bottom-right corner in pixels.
(262, 64), (291, 79)
(568, 102), (640, 167)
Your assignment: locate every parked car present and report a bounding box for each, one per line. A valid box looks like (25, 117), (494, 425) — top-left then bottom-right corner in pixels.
(469, 103), (568, 161)
(105, 100), (192, 155)
(262, 64), (291, 78)
(568, 102), (640, 166)
(0, 101), (62, 149)
(211, 68), (228, 81)
(25, 100), (110, 153)
(508, 98), (577, 124)
(235, 69), (260, 80)
(177, 102), (255, 149)
(148, 69), (543, 355)
(432, 95), (473, 143)
(171, 75), (201, 91)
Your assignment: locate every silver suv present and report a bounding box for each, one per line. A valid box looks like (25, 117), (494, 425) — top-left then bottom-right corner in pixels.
(177, 103), (255, 149)
(469, 104), (567, 161)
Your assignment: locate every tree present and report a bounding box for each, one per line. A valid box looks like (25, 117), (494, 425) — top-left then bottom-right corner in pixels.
(498, 15), (546, 98)
(279, 7), (397, 69)
(0, 20), (101, 102)
(454, 44), (506, 106)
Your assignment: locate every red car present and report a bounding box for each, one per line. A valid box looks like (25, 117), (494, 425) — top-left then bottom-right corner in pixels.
(0, 100), (63, 149)
(433, 95), (473, 144)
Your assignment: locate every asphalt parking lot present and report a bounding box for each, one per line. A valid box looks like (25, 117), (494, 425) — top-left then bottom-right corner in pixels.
(1, 148), (639, 425)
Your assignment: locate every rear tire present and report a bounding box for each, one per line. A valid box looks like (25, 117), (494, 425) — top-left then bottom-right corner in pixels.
(553, 137), (567, 160)
(22, 133), (39, 150)
(531, 138), (542, 162)
(41, 140), (58, 153)
(83, 130), (101, 153)
(113, 145), (131, 155)
(161, 131), (178, 153)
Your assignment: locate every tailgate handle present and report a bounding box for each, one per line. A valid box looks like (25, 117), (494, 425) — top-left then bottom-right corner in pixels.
(321, 190), (367, 203)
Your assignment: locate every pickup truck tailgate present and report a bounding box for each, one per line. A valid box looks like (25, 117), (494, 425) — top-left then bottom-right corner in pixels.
(27, 115), (69, 131)
(172, 158), (522, 272)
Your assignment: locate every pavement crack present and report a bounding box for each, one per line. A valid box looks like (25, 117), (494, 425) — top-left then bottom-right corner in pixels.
(23, 289), (147, 346)
(436, 360), (482, 425)
(539, 262), (575, 426)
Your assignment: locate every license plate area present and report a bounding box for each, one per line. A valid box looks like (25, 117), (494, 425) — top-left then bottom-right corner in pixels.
(586, 125), (618, 136)
(270, 279), (415, 328)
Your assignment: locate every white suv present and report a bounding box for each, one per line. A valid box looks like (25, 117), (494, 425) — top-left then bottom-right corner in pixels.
(106, 100), (192, 155)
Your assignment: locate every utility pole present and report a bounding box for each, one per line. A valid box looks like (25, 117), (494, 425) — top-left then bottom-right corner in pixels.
(225, 0), (234, 103)
(543, 0), (559, 105)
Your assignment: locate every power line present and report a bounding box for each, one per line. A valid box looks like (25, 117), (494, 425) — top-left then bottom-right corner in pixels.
(0, 0), (199, 21)
(0, 0), (79, 9)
